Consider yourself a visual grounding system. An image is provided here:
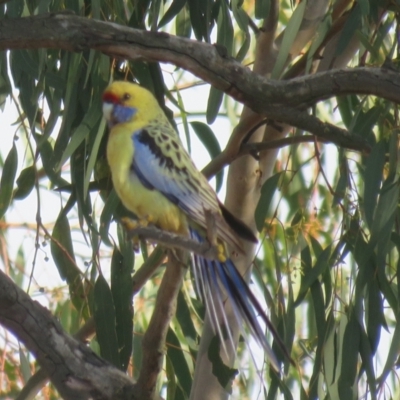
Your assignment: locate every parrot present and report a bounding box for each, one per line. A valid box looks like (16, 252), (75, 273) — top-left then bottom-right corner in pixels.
(102, 81), (288, 370)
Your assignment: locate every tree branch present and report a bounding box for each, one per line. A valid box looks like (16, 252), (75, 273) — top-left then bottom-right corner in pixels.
(134, 250), (186, 400)
(2, 247), (180, 399)
(126, 225), (219, 259)
(0, 13), (398, 148)
(15, 244), (167, 400)
(239, 134), (337, 158)
(0, 270), (137, 400)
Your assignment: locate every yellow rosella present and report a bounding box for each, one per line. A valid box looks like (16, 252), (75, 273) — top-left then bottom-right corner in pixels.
(102, 81), (285, 369)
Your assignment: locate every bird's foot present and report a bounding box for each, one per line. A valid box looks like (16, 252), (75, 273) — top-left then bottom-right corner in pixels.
(216, 242), (227, 262)
(121, 216), (154, 230)
(121, 216), (154, 251)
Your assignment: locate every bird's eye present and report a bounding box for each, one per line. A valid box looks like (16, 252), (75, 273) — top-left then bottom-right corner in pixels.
(122, 93), (131, 101)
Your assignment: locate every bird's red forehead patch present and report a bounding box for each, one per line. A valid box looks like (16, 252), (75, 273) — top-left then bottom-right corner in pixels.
(102, 91), (120, 103)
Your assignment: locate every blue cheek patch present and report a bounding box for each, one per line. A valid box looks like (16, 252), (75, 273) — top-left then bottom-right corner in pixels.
(113, 104), (137, 123)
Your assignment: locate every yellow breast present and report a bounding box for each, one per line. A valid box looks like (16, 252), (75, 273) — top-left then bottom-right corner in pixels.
(106, 126), (188, 234)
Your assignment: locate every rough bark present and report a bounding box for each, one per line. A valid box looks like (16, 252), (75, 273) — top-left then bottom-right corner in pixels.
(0, 270), (135, 400)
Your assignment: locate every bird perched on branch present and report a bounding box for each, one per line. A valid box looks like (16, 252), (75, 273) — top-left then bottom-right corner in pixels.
(102, 81), (288, 370)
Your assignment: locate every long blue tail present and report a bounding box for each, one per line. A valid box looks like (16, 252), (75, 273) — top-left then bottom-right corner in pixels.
(189, 228), (288, 370)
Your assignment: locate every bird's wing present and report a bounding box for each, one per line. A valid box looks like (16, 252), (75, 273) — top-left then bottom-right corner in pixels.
(131, 126), (243, 251)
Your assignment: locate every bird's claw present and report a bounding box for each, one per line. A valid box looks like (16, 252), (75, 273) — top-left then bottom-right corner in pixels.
(121, 215), (155, 230)
(121, 216), (153, 251)
(216, 242), (227, 262)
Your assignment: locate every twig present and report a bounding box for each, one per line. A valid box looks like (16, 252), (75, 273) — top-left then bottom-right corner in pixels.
(134, 250), (186, 399)
(126, 225), (219, 260)
(241, 133), (368, 157)
(132, 245), (167, 294)
(203, 132), (367, 182)
(313, 137), (336, 196)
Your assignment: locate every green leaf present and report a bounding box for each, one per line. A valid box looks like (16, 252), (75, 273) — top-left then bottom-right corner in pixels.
(324, 315), (339, 399)
(158, 0), (187, 28)
(90, 0), (100, 19)
(176, 291), (198, 344)
(13, 166), (36, 200)
(84, 118), (106, 200)
(51, 53), (83, 168)
(84, 50), (97, 88)
(71, 143), (93, 233)
(175, 87), (191, 153)
(208, 336), (237, 391)
(333, 155), (349, 206)
(100, 190), (120, 247)
(19, 346), (31, 383)
(370, 178), (399, 245)
(166, 328), (192, 397)
(255, 0), (270, 20)
(312, 279), (326, 340)
(388, 129), (398, 181)
(366, 278), (384, 354)
(35, 134), (68, 187)
(64, 0), (80, 14)
(165, 355), (177, 400)
(232, 0), (250, 61)
(359, 327), (377, 400)
(176, 3), (192, 37)
(338, 311), (360, 400)
(6, 0), (24, 18)
(0, 143), (18, 219)
(255, 172), (282, 232)
(336, 96), (356, 129)
(51, 212), (90, 318)
(111, 247), (134, 371)
(190, 121), (221, 157)
(379, 310), (400, 384)
(51, 214), (81, 282)
(335, 3), (361, 56)
(216, 0), (233, 56)
(0, 52), (12, 111)
(206, 86), (223, 125)
(57, 101), (102, 171)
(235, 29), (251, 62)
(351, 106), (382, 139)
(94, 274), (121, 369)
(149, 0), (162, 31)
(311, 232), (328, 258)
(11, 243), (25, 287)
(322, 262), (332, 309)
(190, 121), (223, 191)
(232, 0), (248, 32)
(363, 140), (386, 229)
(308, 280), (326, 399)
(132, 329), (143, 380)
(271, 0), (307, 79)
(294, 245), (332, 307)
(306, 14), (332, 73)
(356, 30), (380, 60)
(358, 0), (369, 16)
(188, 0), (209, 41)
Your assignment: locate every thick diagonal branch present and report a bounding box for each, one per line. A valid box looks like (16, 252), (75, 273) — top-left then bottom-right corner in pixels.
(0, 270), (136, 400)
